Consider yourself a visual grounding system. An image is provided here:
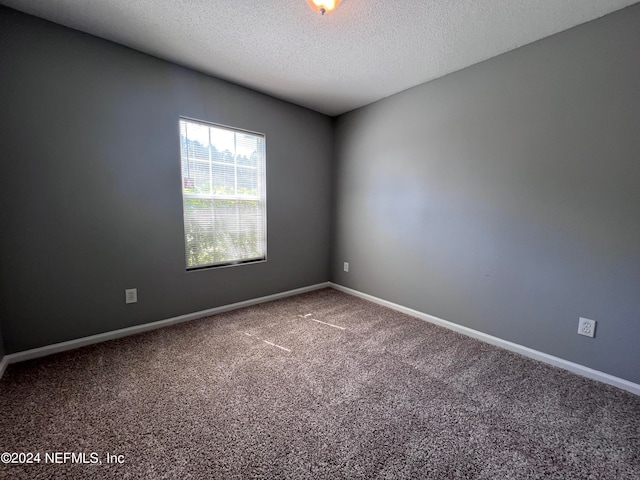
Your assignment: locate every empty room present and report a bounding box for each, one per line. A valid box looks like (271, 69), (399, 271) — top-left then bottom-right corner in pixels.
(1, 0), (639, 478)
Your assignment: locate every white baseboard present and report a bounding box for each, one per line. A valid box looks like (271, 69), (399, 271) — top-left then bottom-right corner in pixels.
(329, 283), (640, 396)
(0, 355), (8, 380)
(3, 280), (638, 397)
(1, 282), (330, 375)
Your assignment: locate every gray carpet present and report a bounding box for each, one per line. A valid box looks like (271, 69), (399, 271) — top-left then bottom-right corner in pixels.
(1, 288), (639, 479)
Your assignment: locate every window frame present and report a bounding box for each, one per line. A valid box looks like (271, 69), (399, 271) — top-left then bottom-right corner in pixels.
(178, 116), (267, 271)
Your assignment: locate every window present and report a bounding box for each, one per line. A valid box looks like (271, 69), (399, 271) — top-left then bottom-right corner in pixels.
(179, 118), (266, 269)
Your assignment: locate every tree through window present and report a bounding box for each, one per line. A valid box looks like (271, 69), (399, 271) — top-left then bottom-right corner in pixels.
(179, 118), (266, 269)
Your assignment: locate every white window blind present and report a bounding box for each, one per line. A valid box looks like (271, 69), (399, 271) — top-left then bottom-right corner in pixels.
(179, 118), (266, 269)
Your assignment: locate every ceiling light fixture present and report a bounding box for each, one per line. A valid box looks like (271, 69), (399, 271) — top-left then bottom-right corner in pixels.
(307, 0), (342, 15)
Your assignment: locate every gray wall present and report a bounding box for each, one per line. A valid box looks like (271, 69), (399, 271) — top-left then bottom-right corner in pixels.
(0, 7), (333, 354)
(332, 5), (640, 384)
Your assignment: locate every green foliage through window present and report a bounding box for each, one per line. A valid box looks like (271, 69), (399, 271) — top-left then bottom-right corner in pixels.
(179, 118), (266, 269)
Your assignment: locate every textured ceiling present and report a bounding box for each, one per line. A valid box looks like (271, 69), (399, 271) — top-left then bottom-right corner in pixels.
(2, 0), (638, 116)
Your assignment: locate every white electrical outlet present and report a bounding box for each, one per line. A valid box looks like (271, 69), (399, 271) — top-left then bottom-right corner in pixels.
(344, 262), (349, 272)
(125, 288), (137, 304)
(578, 317), (596, 338)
